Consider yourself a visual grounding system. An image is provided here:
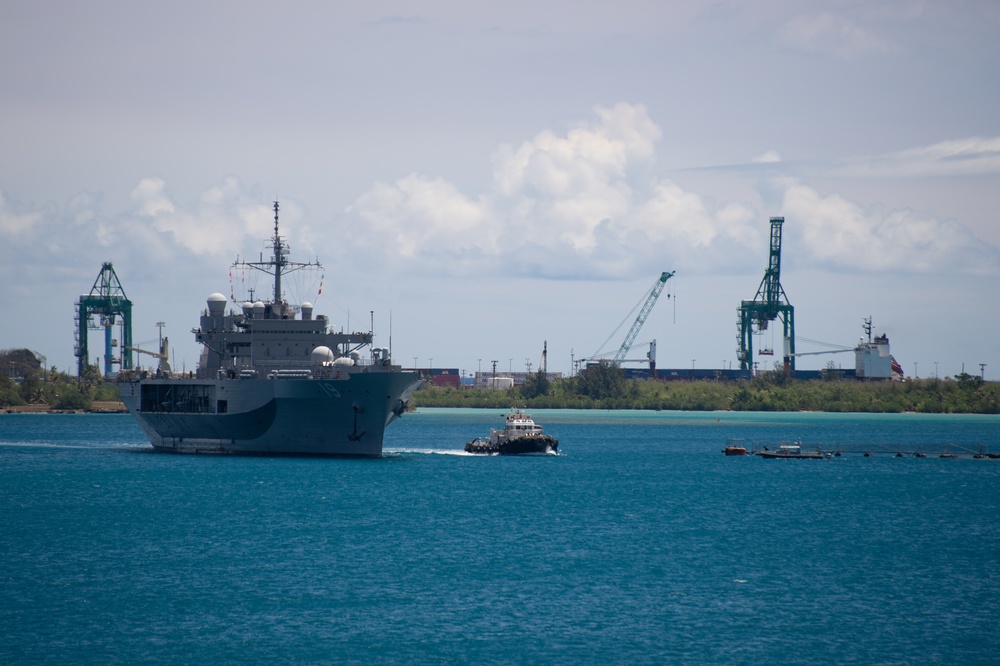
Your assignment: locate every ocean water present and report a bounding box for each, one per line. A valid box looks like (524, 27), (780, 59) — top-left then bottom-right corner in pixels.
(2, 408), (999, 665)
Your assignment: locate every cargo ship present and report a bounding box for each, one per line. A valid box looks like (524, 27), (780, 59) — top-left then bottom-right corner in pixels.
(118, 202), (421, 456)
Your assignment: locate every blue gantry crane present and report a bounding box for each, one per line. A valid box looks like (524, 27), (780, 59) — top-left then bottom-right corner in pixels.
(737, 217), (795, 373)
(75, 262), (133, 377)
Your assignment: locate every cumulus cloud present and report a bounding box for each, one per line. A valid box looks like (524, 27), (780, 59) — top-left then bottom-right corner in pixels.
(783, 181), (999, 275)
(3, 105), (997, 307)
(350, 174), (492, 263)
(0, 193), (44, 237)
(752, 151), (782, 164)
(0, 177), (298, 307)
(126, 176), (281, 260)
(131, 178), (175, 217)
(340, 103), (998, 280)
(345, 102), (760, 278)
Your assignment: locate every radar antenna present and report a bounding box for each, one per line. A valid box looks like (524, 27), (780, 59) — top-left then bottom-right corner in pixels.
(232, 201), (322, 315)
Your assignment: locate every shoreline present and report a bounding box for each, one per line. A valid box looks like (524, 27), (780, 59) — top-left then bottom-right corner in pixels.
(3, 401), (128, 414)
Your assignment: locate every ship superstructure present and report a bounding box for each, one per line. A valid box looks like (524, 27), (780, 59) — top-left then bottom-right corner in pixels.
(119, 202), (421, 456)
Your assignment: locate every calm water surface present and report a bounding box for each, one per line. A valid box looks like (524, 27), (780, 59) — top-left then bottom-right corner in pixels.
(2, 409), (998, 664)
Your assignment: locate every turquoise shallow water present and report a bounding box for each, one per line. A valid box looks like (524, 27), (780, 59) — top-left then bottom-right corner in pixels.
(2, 409), (999, 664)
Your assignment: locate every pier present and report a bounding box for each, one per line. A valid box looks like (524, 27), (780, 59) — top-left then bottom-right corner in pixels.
(723, 438), (999, 459)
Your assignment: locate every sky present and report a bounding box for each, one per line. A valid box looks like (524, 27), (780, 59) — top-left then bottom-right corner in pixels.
(1, 0), (998, 380)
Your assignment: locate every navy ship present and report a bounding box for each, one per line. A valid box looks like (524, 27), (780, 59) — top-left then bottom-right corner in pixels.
(118, 202), (421, 456)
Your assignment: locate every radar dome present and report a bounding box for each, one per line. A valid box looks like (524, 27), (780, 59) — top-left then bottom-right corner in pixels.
(301, 301), (314, 320)
(252, 301), (265, 317)
(310, 346), (335, 364)
(207, 292), (227, 315)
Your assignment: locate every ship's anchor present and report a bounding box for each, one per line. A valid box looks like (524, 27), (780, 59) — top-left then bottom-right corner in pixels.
(348, 401), (367, 442)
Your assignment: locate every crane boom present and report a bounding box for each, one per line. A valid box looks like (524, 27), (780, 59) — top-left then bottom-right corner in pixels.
(613, 271), (674, 365)
(124, 336), (171, 373)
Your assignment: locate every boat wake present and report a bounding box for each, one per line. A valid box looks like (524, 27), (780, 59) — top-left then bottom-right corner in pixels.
(384, 448), (476, 456)
(385, 448), (561, 457)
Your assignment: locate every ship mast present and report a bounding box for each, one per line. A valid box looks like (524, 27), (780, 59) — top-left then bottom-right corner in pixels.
(231, 200), (322, 316)
(272, 201), (285, 303)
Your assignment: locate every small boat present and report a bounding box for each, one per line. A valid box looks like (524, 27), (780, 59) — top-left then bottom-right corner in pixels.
(723, 438), (747, 456)
(758, 440), (824, 459)
(465, 408), (558, 455)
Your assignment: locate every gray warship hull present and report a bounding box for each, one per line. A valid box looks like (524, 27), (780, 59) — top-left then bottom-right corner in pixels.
(120, 371), (420, 456)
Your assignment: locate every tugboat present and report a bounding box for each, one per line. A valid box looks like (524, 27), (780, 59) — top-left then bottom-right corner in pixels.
(465, 408), (559, 455)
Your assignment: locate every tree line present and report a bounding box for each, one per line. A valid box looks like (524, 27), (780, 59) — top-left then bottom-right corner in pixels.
(0, 349), (118, 410)
(413, 360), (1000, 414)
(4, 349), (996, 414)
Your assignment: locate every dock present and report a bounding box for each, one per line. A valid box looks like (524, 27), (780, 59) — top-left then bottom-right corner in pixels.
(723, 438), (999, 459)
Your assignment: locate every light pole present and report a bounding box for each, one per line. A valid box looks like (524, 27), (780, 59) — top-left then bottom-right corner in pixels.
(913, 361), (918, 379)
(934, 361), (939, 379)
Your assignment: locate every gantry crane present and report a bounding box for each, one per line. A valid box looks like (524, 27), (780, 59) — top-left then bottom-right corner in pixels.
(737, 217), (795, 373)
(75, 262), (133, 377)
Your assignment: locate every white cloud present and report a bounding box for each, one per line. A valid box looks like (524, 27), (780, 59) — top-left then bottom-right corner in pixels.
(131, 176), (275, 258)
(0, 193), (43, 237)
(131, 178), (175, 217)
(835, 137), (1000, 178)
(783, 181), (999, 275)
(349, 103), (714, 277)
(752, 151), (782, 164)
(779, 12), (896, 59)
(341, 104), (999, 281)
(348, 174), (492, 266)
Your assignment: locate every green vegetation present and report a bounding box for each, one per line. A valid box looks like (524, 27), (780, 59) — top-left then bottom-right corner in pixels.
(412, 363), (1000, 414)
(0, 348), (121, 411)
(3, 347), (996, 415)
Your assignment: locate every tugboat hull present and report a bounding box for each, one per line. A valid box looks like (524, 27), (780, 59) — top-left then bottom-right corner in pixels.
(465, 435), (559, 456)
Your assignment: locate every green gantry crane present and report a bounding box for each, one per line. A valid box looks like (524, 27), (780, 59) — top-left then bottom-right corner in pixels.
(75, 262), (133, 377)
(737, 217), (795, 373)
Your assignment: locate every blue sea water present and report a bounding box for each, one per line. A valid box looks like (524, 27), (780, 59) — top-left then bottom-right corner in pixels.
(2, 409), (999, 665)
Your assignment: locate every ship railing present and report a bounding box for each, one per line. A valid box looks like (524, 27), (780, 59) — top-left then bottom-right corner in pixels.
(267, 369), (314, 380)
